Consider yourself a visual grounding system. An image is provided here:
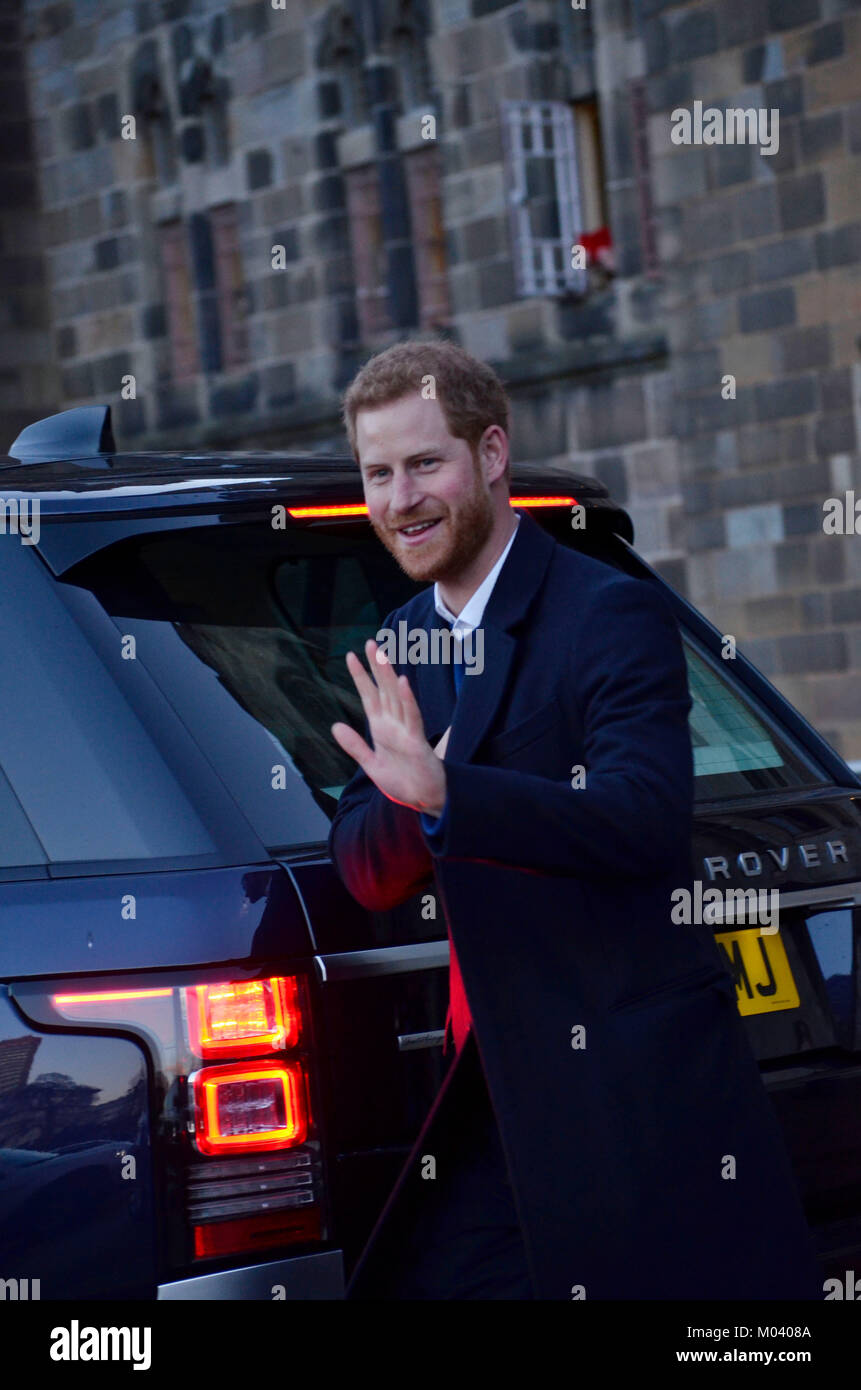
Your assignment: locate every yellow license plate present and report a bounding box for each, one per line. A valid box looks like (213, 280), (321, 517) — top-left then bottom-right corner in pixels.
(714, 927), (800, 1016)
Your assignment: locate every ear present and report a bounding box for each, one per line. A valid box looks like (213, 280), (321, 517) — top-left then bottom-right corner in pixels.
(479, 425), (509, 486)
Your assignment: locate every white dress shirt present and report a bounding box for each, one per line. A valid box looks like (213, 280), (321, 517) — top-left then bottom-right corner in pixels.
(432, 513), (520, 644)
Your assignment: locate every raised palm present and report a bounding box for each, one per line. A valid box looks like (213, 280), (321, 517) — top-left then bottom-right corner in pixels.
(331, 639), (448, 815)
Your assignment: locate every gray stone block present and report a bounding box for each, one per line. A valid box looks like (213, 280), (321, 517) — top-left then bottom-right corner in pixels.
(755, 374), (817, 420)
(775, 539), (812, 586)
(820, 365), (853, 411)
(210, 375), (259, 418)
(815, 222), (861, 268)
(812, 535), (846, 584)
(682, 478), (716, 514)
(681, 197), (736, 253)
(783, 501), (826, 534)
(777, 324), (832, 371)
(813, 413), (857, 455)
(799, 110), (845, 162)
(778, 171), (826, 231)
(461, 215), (506, 262)
(675, 345), (723, 390)
(805, 18), (845, 61)
(669, 6), (719, 61)
(576, 378), (649, 451)
(508, 387), (567, 461)
(752, 234), (815, 282)
(645, 68), (692, 114)
(777, 631), (847, 676)
(707, 141), (754, 189)
(735, 183), (779, 240)
(155, 384), (200, 430)
(477, 259), (515, 309)
(688, 513), (726, 550)
(719, 0), (770, 46)
(738, 421), (782, 466)
(801, 590), (827, 626)
(739, 286), (796, 332)
(764, 75), (804, 118)
(832, 586), (861, 623)
(767, 0), (822, 30)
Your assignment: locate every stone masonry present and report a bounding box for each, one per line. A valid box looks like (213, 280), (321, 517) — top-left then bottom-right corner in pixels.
(7, 0), (861, 759)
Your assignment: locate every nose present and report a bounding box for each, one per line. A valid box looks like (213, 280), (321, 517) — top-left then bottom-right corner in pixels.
(388, 467), (424, 517)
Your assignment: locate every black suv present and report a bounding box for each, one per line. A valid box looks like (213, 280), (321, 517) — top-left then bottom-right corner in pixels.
(1, 404), (859, 1300)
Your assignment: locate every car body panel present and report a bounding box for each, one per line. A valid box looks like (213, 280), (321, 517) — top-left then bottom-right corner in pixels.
(2, 414), (861, 1294)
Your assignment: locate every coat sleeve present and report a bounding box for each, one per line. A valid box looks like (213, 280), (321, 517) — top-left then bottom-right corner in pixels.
(422, 576), (695, 881)
(327, 609), (435, 912)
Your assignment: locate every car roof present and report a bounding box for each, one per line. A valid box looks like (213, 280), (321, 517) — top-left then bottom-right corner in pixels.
(1, 405), (632, 540)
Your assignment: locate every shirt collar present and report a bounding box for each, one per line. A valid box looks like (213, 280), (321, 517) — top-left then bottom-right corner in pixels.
(433, 514), (520, 632)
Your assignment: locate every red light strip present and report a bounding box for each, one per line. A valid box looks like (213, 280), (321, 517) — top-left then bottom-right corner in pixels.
(54, 988), (173, 1005)
(287, 495), (577, 518)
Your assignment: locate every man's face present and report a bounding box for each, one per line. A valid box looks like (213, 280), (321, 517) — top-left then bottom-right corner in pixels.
(356, 394), (495, 584)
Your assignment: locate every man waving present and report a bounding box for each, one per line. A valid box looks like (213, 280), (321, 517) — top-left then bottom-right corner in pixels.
(329, 339), (822, 1302)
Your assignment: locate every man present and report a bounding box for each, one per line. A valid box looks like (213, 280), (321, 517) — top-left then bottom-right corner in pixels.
(328, 339), (823, 1301)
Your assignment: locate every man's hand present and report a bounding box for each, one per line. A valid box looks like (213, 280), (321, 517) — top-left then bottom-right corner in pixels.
(331, 640), (447, 816)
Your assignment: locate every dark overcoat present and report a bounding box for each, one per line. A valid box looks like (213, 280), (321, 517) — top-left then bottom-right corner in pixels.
(329, 508), (823, 1300)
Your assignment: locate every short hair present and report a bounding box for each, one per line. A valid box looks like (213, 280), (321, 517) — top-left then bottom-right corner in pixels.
(341, 338), (511, 481)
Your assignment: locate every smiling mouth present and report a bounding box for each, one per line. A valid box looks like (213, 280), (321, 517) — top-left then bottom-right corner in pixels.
(396, 518), (442, 539)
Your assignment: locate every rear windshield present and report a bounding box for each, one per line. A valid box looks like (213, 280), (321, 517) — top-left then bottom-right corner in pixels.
(64, 520), (425, 849)
(63, 515), (827, 854)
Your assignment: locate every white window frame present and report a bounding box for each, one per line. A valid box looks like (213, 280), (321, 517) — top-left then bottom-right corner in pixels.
(500, 99), (588, 298)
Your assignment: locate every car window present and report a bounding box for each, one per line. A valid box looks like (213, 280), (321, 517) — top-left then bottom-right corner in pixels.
(0, 537), (222, 867)
(58, 514), (827, 858)
(62, 522), (425, 850)
(684, 639), (825, 799)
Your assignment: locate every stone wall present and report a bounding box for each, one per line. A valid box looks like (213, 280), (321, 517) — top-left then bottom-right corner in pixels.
(12, 0), (861, 759)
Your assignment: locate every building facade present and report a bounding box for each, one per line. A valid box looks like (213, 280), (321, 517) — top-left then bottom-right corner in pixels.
(5, 0), (861, 758)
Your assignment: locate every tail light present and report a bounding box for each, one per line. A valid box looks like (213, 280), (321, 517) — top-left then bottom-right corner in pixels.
(191, 1060), (309, 1155)
(186, 977), (301, 1059)
(37, 968), (328, 1272)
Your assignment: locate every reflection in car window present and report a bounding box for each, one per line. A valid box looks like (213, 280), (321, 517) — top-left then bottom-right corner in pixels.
(684, 642), (825, 799)
(68, 523), (424, 848)
(66, 519), (828, 853)
(0, 538), (219, 865)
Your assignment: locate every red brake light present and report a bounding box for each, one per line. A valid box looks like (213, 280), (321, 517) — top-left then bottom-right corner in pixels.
(185, 976), (301, 1059)
(191, 1060), (309, 1156)
(286, 495), (578, 518)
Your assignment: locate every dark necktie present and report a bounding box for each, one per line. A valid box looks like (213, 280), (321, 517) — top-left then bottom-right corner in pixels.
(452, 632), (465, 696)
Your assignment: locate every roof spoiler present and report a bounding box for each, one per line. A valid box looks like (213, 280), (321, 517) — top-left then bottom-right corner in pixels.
(9, 405), (115, 462)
